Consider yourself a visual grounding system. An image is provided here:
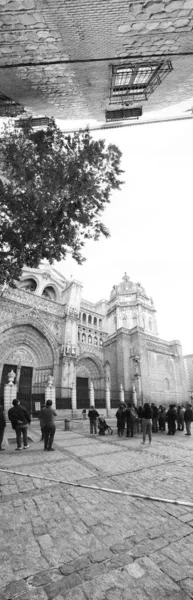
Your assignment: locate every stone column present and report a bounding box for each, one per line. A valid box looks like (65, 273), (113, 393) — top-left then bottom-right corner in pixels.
(71, 381), (77, 416)
(89, 381), (95, 407)
(105, 381), (111, 417)
(119, 383), (124, 404)
(45, 386), (56, 410)
(132, 384), (137, 406)
(4, 384), (17, 416)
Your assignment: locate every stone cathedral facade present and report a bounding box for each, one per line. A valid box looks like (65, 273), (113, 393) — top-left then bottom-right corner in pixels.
(0, 265), (188, 414)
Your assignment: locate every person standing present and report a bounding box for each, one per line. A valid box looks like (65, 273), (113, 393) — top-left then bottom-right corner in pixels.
(167, 405), (176, 435)
(179, 405), (185, 431)
(88, 405), (99, 434)
(116, 404), (125, 437)
(125, 403), (135, 438)
(41, 400), (57, 450)
(39, 404), (46, 441)
(184, 404), (193, 436)
(0, 404), (6, 451)
(141, 402), (152, 444)
(8, 399), (31, 450)
(151, 403), (158, 433)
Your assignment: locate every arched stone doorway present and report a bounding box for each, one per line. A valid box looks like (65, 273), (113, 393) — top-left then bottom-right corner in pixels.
(0, 324), (55, 411)
(76, 354), (104, 409)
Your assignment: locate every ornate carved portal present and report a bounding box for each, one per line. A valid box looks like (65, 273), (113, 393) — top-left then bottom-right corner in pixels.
(0, 324), (55, 409)
(76, 354), (105, 409)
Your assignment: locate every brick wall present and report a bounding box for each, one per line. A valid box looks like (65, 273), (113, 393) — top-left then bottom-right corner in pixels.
(0, 1), (193, 121)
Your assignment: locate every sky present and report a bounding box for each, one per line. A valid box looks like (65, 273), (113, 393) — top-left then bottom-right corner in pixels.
(56, 114), (193, 356)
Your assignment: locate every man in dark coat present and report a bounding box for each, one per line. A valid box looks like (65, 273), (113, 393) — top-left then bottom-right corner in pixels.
(125, 403), (135, 438)
(116, 404), (125, 437)
(0, 405), (6, 451)
(8, 399), (31, 450)
(41, 400), (57, 450)
(184, 404), (193, 436)
(151, 403), (158, 433)
(88, 406), (99, 434)
(167, 405), (176, 435)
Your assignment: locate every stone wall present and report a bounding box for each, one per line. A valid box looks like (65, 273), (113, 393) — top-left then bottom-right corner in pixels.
(0, 0), (193, 121)
(104, 327), (189, 406)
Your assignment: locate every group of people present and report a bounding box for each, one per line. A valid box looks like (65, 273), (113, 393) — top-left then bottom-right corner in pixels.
(115, 401), (193, 443)
(0, 398), (57, 451)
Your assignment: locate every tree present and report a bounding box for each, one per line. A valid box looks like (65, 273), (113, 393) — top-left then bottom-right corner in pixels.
(0, 118), (123, 286)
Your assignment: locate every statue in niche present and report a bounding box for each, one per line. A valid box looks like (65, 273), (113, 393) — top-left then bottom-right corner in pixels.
(8, 370), (16, 385)
(65, 342), (71, 355)
(48, 375), (54, 388)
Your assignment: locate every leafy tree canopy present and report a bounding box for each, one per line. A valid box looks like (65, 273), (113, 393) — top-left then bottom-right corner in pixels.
(0, 118), (123, 286)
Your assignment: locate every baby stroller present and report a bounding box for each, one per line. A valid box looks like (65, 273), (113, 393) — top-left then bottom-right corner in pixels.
(97, 416), (113, 435)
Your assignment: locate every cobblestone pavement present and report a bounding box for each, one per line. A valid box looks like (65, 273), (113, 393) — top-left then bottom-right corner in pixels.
(1, 421), (193, 599)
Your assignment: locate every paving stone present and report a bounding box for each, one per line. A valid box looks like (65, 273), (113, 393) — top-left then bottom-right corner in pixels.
(180, 579), (193, 596)
(44, 573), (82, 599)
(3, 579), (28, 599)
(59, 557), (90, 576)
(89, 548), (113, 563)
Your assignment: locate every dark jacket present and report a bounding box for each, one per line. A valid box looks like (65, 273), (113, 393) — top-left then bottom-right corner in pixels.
(88, 408), (99, 422)
(8, 405), (31, 430)
(41, 407), (57, 426)
(125, 407), (136, 423)
(116, 408), (125, 426)
(152, 405), (158, 419)
(0, 406), (6, 430)
(167, 407), (176, 424)
(184, 407), (193, 422)
(142, 405), (152, 419)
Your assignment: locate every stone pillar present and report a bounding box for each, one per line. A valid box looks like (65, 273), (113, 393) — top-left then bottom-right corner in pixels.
(71, 381), (77, 416)
(132, 384), (137, 407)
(105, 381), (111, 417)
(119, 383), (124, 404)
(45, 386), (56, 410)
(89, 380), (95, 407)
(4, 384), (17, 416)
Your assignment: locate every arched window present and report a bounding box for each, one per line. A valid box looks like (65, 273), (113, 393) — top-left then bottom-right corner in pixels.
(88, 315), (92, 325)
(82, 333), (86, 343)
(142, 318), (145, 329)
(149, 319), (152, 331)
(78, 330), (80, 341)
(42, 286), (56, 301)
(133, 315), (137, 327)
(94, 317), (97, 326)
(21, 278), (37, 293)
(94, 336), (98, 346)
(82, 313), (86, 323)
(88, 335), (92, 345)
(99, 319), (102, 330)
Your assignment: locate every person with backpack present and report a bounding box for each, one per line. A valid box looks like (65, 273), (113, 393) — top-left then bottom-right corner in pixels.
(8, 399), (31, 450)
(88, 405), (99, 435)
(41, 400), (57, 450)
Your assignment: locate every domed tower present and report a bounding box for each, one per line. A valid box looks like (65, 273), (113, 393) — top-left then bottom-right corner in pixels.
(107, 273), (157, 336)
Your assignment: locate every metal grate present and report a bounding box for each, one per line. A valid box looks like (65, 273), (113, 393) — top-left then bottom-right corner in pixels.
(15, 117), (50, 129)
(106, 106), (142, 122)
(0, 91), (24, 117)
(110, 60), (173, 105)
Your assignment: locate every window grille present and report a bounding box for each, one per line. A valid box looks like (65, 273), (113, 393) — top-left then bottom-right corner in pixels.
(110, 60), (173, 106)
(0, 91), (24, 117)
